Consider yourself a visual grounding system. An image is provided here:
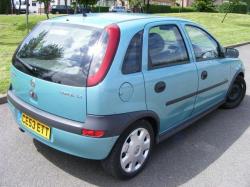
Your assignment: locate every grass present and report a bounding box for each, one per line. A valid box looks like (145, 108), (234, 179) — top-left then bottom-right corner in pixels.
(159, 13), (250, 46)
(0, 15), (50, 94)
(0, 13), (250, 94)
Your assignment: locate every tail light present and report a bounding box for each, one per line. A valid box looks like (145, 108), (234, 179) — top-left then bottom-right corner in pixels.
(82, 129), (105, 138)
(87, 24), (120, 87)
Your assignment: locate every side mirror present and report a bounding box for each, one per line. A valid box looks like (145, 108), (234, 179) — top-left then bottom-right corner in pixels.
(224, 48), (239, 58)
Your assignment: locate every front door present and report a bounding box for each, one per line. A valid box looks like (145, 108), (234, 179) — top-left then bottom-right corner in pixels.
(184, 25), (231, 115)
(142, 22), (198, 133)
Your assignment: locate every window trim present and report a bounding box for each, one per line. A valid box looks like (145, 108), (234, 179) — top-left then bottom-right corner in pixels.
(121, 30), (143, 75)
(185, 24), (224, 62)
(147, 24), (190, 70)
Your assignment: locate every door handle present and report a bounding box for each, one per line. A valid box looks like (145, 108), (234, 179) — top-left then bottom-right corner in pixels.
(154, 81), (166, 93)
(201, 71), (208, 80)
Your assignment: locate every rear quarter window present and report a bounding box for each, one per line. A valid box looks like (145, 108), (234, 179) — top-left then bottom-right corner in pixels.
(122, 31), (143, 74)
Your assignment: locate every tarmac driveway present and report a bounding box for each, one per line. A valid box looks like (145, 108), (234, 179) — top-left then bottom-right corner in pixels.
(0, 45), (250, 187)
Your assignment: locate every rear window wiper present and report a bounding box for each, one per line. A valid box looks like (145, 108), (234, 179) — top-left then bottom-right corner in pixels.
(15, 58), (40, 76)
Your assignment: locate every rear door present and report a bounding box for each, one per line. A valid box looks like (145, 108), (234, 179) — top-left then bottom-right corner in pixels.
(11, 22), (102, 122)
(184, 24), (231, 115)
(142, 22), (199, 133)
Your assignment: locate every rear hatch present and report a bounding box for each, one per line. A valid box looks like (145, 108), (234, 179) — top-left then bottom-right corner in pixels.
(11, 22), (102, 122)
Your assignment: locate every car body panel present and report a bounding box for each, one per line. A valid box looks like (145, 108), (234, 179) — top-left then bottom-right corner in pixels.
(180, 22), (231, 114)
(142, 21), (199, 133)
(10, 66), (87, 122)
(192, 59), (230, 114)
(8, 98), (117, 160)
(87, 20), (147, 115)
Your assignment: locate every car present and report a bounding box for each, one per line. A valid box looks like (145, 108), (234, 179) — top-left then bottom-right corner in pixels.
(8, 13), (246, 179)
(109, 6), (127, 12)
(14, 0), (26, 14)
(51, 5), (74, 14)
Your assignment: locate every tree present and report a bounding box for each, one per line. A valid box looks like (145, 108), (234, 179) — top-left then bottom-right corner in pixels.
(0, 0), (11, 14)
(221, 0), (239, 23)
(146, 0), (149, 13)
(11, 0), (16, 14)
(18, 0), (21, 14)
(64, 0), (68, 14)
(38, 0), (51, 19)
(72, 0), (79, 13)
(241, 0), (250, 11)
(79, 0), (97, 7)
(192, 0), (215, 12)
(129, 0), (143, 12)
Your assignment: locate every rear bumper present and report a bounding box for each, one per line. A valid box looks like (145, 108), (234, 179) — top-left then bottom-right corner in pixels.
(7, 91), (118, 160)
(7, 90), (159, 137)
(7, 90), (160, 159)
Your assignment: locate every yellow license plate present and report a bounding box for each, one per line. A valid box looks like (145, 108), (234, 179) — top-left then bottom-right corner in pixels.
(21, 113), (51, 140)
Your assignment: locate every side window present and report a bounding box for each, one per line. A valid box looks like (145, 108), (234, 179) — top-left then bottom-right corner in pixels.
(185, 25), (219, 61)
(148, 25), (189, 68)
(122, 31), (143, 74)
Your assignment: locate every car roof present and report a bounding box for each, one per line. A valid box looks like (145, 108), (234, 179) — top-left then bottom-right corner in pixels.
(46, 13), (192, 28)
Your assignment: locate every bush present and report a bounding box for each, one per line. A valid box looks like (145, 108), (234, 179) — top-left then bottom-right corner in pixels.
(91, 6), (109, 12)
(170, 6), (196, 13)
(0, 0), (11, 14)
(218, 2), (248, 14)
(145, 4), (171, 13)
(192, 0), (216, 12)
(142, 5), (195, 13)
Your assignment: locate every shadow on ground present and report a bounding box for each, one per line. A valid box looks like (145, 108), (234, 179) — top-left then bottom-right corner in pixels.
(33, 95), (250, 187)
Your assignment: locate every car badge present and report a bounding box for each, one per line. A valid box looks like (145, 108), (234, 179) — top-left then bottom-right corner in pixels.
(29, 90), (38, 100)
(30, 79), (36, 88)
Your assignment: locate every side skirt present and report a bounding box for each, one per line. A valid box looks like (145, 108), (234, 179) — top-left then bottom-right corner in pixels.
(157, 100), (225, 143)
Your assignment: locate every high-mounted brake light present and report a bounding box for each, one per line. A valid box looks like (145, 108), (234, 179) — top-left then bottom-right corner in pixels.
(87, 24), (120, 87)
(82, 129), (105, 138)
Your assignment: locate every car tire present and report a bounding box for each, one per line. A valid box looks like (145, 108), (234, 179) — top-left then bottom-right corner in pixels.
(222, 76), (246, 109)
(101, 120), (154, 180)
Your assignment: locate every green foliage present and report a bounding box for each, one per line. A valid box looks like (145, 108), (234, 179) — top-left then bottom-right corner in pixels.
(170, 6), (196, 13)
(38, 0), (52, 18)
(241, 0), (250, 12)
(0, 0), (11, 14)
(144, 5), (195, 13)
(129, 0), (144, 8)
(78, 0), (98, 6)
(144, 5), (171, 13)
(91, 6), (109, 12)
(218, 2), (248, 14)
(192, 0), (216, 12)
(0, 15), (52, 94)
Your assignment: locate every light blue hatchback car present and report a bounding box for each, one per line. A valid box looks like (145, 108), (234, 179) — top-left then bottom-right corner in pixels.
(8, 13), (246, 179)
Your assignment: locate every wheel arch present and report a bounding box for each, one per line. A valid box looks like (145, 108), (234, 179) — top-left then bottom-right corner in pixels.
(227, 70), (245, 97)
(113, 111), (160, 146)
(238, 72), (244, 78)
(126, 111), (160, 143)
(103, 111), (160, 160)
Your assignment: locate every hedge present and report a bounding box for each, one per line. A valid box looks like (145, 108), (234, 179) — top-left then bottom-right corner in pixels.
(218, 2), (248, 14)
(91, 5), (195, 14)
(91, 6), (109, 12)
(145, 5), (171, 13)
(170, 7), (196, 13)
(143, 5), (196, 13)
(0, 0), (11, 14)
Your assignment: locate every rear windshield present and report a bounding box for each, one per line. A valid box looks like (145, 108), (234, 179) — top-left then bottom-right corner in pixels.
(13, 22), (102, 87)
